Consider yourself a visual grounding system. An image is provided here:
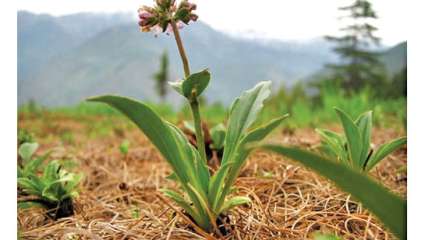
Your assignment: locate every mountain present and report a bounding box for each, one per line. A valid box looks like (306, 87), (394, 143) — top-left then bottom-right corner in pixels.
(17, 11), (405, 107)
(379, 41), (407, 75)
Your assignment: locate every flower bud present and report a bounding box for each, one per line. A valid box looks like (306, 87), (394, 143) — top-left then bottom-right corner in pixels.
(137, 0), (197, 35)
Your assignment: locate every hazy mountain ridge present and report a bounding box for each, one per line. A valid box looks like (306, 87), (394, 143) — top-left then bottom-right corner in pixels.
(17, 11), (406, 107)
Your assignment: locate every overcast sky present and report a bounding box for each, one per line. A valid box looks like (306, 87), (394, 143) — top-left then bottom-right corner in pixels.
(18, 0), (406, 46)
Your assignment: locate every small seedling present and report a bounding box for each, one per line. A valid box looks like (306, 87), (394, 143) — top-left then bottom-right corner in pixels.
(88, 0), (288, 234)
(18, 144), (83, 220)
(18, 142), (49, 178)
(119, 139), (130, 155)
(316, 107), (407, 172)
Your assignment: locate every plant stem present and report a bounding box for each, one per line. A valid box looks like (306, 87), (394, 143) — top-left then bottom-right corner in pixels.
(170, 20), (190, 78)
(190, 100), (208, 162)
(170, 20), (208, 163)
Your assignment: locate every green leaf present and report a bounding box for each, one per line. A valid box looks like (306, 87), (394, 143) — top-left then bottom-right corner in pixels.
(355, 111), (373, 166)
(208, 81), (272, 210)
(18, 177), (44, 195)
(222, 81), (272, 165)
(219, 196), (251, 213)
(18, 142), (39, 162)
(315, 128), (348, 164)
(160, 188), (207, 230)
(182, 69), (210, 99)
(22, 152), (50, 177)
(366, 137), (407, 171)
(63, 173), (83, 195)
(210, 123), (226, 150)
(213, 115), (288, 212)
(334, 107), (363, 168)
(241, 115), (289, 145)
(261, 144), (406, 240)
(88, 95), (191, 183)
(43, 161), (60, 183)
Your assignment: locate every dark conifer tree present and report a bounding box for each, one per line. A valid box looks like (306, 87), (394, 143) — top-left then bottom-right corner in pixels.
(153, 51), (169, 101)
(325, 0), (385, 92)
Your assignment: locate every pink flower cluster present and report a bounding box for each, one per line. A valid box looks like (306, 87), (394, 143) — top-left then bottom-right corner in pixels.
(138, 0), (198, 34)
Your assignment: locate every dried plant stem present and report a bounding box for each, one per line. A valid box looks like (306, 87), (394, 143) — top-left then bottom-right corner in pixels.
(171, 19), (208, 163)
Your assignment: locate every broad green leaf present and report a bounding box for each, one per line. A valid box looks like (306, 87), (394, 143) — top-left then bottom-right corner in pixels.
(22, 152), (50, 177)
(18, 178), (44, 196)
(222, 81), (272, 165)
(315, 128), (342, 156)
(88, 95), (192, 183)
(315, 128), (348, 164)
(187, 183), (216, 227)
(63, 173), (83, 195)
(355, 111), (373, 166)
(366, 137), (407, 171)
(208, 161), (234, 206)
(241, 115), (289, 145)
(18, 142), (39, 162)
(207, 82), (272, 211)
(261, 144), (406, 240)
(43, 161), (60, 183)
(219, 196), (251, 213)
(182, 69), (210, 99)
(166, 123), (208, 192)
(210, 123), (226, 150)
(335, 108), (363, 168)
(213, 115), (288, 212)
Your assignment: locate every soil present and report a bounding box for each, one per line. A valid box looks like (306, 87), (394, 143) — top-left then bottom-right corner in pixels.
(17, 113), (407, 239)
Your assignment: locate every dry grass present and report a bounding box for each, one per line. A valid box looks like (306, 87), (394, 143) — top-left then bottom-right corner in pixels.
(18, 114), (406, 239)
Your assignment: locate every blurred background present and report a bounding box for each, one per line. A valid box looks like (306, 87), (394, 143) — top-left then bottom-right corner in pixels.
(17, 0), (406, 128)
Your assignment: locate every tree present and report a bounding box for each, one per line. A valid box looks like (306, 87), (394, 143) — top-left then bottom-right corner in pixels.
(325, 0), (386, 92)
(153, 51), (169, 101)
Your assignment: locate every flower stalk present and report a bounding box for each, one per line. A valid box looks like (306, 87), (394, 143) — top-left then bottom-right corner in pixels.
(170, 19), (208, 163)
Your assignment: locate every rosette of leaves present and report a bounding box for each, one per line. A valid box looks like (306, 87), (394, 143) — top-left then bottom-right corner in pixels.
(18, 144), (82, 219)
(316, 108), (407, 172)
(88, 72), (288, 233)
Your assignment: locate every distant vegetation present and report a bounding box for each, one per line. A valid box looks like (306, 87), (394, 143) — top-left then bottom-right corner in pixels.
(19, 83), (407, 131)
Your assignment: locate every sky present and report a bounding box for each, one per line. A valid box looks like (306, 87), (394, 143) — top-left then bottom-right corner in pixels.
(18, 0), (407, 46)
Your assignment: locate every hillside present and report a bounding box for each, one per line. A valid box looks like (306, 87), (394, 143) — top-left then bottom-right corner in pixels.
(17, 11), (406, 107)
